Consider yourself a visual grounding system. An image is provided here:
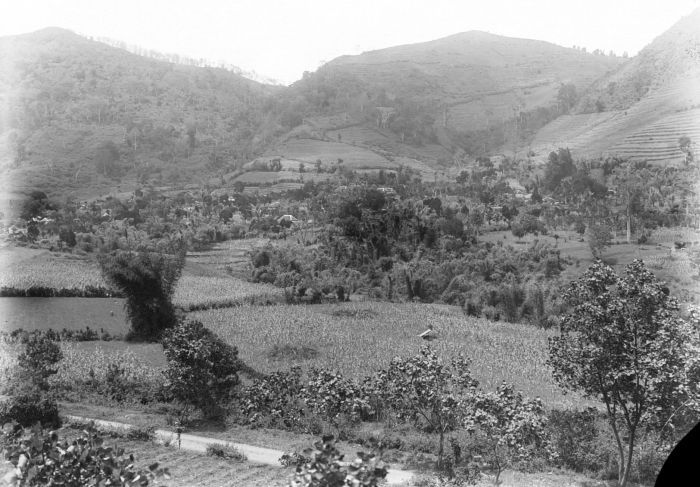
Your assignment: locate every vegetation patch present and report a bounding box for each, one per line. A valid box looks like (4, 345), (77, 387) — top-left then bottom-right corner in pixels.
(206, 443), (247, 462)
(267, 344), (319, 361)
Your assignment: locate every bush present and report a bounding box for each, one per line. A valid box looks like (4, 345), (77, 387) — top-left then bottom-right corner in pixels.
(16, 334), (62, 390)
(162, 320), (241, 419)
(547, 407), (608, 473)
(0, 422), (169, 486)
(206, 443), (247, 462)
(0, 389), (61, 429)
(287, 436), (387, 487)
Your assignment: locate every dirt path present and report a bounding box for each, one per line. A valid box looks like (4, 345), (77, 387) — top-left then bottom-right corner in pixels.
(66, 415), (415, 485)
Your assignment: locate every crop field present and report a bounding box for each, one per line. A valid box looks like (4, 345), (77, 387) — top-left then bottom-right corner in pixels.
(270, 139), (398, 170)
(0, 242), (285, 311)
(174, 275), (284, 310)
(52, 340), (165, 389)
(0, 253), (107, 295)
(191, 301), (584, 408)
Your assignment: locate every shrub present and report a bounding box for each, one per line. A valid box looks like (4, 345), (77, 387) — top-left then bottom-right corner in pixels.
(162, 320), (241, 419)
(462, 382), (552, 484)
(16, 334), (62, 390)
(0, 389), (61, 429)
(239, 367), (306, 430)
(0, 422), (169, 486)
(547, 407), (608, 473)
(206, 443), (247, 462)
(287, 436), (387, 487)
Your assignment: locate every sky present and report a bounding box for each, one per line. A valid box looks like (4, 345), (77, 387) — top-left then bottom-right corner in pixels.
(2, 0), (700, 85)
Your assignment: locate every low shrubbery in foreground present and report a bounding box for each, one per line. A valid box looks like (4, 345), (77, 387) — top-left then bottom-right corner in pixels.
(0, 422), (170, 486)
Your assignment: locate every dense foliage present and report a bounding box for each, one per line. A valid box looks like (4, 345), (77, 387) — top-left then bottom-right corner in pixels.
(0, 422), (170, 486)
(287, 436), (387, 487)
(162, 320), (242, 419)
(548, 260), (700, 486)
(98, 246), (185, 341)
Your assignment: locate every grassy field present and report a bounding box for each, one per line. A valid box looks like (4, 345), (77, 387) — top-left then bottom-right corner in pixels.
(0, 249), (107, 294)
(191, 301), (583, 408)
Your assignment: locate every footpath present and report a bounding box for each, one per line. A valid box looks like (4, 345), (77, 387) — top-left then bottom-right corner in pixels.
(66, 415), (415, 485)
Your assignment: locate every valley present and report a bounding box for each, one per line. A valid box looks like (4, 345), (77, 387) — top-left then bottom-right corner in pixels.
(1, 6), (700, 487)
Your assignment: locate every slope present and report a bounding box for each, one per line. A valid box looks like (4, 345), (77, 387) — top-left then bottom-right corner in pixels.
(243, 31), (623, 183)
(0, 28), (280, 199)
(532, 8), (700, 164)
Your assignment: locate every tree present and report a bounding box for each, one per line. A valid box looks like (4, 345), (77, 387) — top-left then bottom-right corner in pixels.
(548, 261), (700, 487)
(162, 320), (241, 419)
(377, 346), (478, 469)
(98, 246), (185, 341)
(587, 223), (612, 258)
(94, 141), (120, 176)
(557, 83), (578, 113)
(462, 383), (550, 484)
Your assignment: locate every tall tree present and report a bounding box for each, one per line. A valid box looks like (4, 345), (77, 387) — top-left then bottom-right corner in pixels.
(548, 261), (700, 487)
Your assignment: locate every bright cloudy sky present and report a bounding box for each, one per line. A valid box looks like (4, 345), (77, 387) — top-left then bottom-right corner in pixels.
(2, 0), (699, 84)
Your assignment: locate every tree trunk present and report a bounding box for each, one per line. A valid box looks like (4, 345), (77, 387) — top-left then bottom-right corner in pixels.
(626, 206), (631, 244)
(620, 426), (637, 487)
(609, 417), (626, 485)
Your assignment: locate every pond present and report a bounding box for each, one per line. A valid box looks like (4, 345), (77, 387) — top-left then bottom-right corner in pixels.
(0, 297), (128, 334)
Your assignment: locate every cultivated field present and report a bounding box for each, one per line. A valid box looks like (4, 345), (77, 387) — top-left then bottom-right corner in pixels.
(191, 301), (583, 408)
(0, 249), (106, 294)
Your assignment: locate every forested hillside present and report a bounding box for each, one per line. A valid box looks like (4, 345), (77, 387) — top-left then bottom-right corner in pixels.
(281, 31), (623, 154)
(0, 28), (283, 198)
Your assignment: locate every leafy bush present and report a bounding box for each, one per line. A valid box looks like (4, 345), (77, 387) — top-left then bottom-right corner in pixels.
(547, 407), (608, 473)
(0, 389), (60, 429)
(16, 334), (62, 390)
(0, 422), (170, 486)
(162, 320), (241, 419)
(238, 367), (307, 430)
(279, 450), (311, 468)
(462, 382), (552, 484)
(287, 436), (387, 487)
(377, 346), (479, 469)
(303, 368), (370, 428)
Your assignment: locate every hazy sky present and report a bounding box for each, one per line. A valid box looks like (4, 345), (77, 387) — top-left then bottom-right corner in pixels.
(3, 0), (699, 84)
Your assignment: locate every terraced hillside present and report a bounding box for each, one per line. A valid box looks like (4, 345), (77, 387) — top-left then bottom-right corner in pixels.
(531, 8), (700, 164)
(532, 77), (700, 162)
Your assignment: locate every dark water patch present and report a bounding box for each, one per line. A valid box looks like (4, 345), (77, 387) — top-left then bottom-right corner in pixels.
(0, 297), (128, 334)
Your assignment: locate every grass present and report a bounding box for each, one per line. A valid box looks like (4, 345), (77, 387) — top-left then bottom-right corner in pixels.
(191, 301), (583, 408)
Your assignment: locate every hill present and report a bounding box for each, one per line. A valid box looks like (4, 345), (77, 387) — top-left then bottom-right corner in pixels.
(0, 28), (282, 200)
(322, 31), (622, 133)
(531, 8), (700, 164)
(234, 31), (623, 184)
